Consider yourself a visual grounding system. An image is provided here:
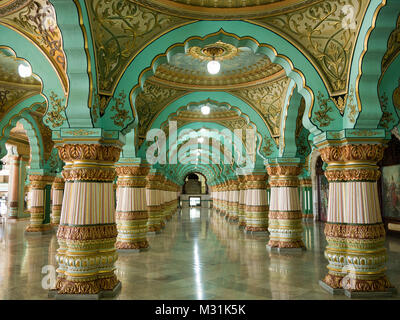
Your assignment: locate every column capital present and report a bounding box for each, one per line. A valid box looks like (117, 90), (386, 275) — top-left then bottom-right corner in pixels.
(318, 143), (385, 182)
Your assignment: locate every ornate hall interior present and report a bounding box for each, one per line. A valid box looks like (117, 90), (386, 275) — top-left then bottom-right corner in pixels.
(0, 0), (400, 300)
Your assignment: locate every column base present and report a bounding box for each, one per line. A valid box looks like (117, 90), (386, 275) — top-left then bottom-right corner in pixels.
(25, 224), (54, 234)
(319, 280), (345, 295)
(267, 245), (306, 253)
(115, 240), (149, 251)
(49, 281), (121, 300)
(319, 274), (396, 297)
(244, 226), (268, 234)
(228, 216), (238, 223)
(267, 240), (305, 250)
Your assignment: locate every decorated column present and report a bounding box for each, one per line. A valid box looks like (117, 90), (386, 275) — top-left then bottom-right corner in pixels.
(7, 154), (22, 219)
(54, 143), (121, 296)
(237, 175), (246, 229)
(25, 174), (54, 233)
(266, 159), (304, 250)
(51, 176), (65, 225)
(159, 176), (167, 228)
(146, 172), (162, 234)
(115, 160), (150, 251)
(316, 133), (394, 296)
(299, 177), (313, 219)
(244, 172), (269, 233)
(227, 179), (239, 222)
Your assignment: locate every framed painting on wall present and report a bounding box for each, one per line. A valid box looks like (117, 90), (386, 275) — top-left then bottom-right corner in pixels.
(382, 164), (400, 220)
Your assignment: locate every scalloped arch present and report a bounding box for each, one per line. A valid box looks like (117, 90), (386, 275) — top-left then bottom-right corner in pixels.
(111, 22), (331, 136)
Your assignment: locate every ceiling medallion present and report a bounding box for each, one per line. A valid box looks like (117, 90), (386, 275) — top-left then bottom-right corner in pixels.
(188, 41), (239, 62)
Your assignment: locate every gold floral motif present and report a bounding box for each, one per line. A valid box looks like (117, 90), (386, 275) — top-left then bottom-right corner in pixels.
(268, 178), (299, 187)
(319, 144), (385, 164)
(255, 0), (368, 95)
(117, 178), (147, 188)
(325, 168), (381, 182)
(266, 165), (301, 177)
(324, 223), (386, 240)
(86, 0), (189, 94)
(116, 211), (148, 220)
(57, 224), (118, 241)
(379, 93), (394, 129)
(64, 129), (97, 136)
(115, 240), (149, 250)
(62, 168), (116, 181)
(57, 144), (121, 162)
(56, 275), (119, 294)
(314, 92), (334, 127)
(269, 210), (302, 220)
(110, 91), (132, 127)
(232, 76), (291, 137)
(267, 239), (305, 249)
(44, 91), (67, 128)
(115, 165), (150, 177)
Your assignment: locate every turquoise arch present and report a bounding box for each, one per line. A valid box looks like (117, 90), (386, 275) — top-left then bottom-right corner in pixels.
(346, 0), (400, 129)
(110, 21), (334, 135)
(0, 94), (46, 165)
(137, 91), (279, 158)
(0, 110), (44, 171)
(0, 25), (67, 130)
(50, 0), (93, 128)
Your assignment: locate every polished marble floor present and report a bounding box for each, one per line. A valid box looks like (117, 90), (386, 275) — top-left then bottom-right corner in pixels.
(0, 208), (399, 300)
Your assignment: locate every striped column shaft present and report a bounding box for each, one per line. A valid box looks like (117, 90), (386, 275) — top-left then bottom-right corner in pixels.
(51, 177), (65, 225)
(299, 178), (313, 219)
(238, 176), (246, 228)
(159, 180), (166, 228)
(55, 143), (121, 295)
(146, 174), (162, 233)
(25, 175), (54, 232)
(7, 155), (21, 219)
(318, 143), (393, 293)
(115, 164), (150, 250)
(266, 165), (304, 249)
(228, 180), (239, 222)
(244, 174), (268, 232)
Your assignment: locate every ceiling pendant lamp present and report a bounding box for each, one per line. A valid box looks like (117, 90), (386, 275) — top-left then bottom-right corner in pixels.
(201, 104), (211, 115)
(207, 58), (220, 75)
(18, 63), (32, 78)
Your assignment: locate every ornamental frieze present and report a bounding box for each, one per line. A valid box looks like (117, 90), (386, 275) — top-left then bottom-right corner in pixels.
(324, 223), (386, 240)
(115, 165), (150, 177)
(266, 165), (301, 177)
(319, 144), (386, 164)
(62, 168), (116, 182)
(57, 144), (121, 162)
(325, 168), (381, 182)
(57, 224), (118, 241)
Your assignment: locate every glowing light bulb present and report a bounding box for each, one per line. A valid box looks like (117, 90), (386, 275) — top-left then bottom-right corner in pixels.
(198, 137), (204, 143)
(18, 63), (32, 78)
(201, 105), (210, 115)
(207, 60), (220, 74)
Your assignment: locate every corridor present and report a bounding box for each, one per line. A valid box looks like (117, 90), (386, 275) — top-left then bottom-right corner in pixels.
(1, 208), (399, 300)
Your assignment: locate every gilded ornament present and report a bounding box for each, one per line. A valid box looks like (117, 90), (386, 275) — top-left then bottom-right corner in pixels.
(57, 144), (121, 162)
(314, 92), (334, 127)
(62, 168), (116, 182)
(45, 91), (67, 128)
(110, 91), (131, 127)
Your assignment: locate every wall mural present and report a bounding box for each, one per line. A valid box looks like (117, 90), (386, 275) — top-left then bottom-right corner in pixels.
(382, 164), (400, 220)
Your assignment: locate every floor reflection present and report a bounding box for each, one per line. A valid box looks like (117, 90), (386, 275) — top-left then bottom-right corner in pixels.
(0, 208), (399, 300)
